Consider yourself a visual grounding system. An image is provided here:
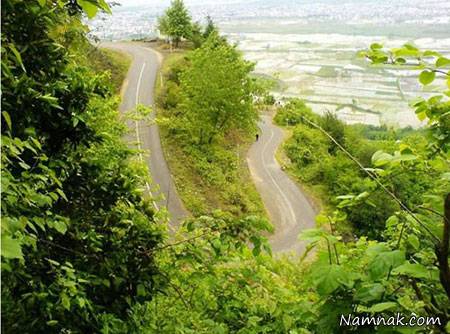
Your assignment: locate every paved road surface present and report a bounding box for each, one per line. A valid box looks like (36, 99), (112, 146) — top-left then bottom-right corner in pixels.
(103, 42), (188, 226)
(104, 42), (316, 253)
(248, 115), (317, 254)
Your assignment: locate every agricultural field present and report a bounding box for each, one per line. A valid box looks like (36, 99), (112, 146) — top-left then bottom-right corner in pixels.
(226, 30), (450, 127)
(88, 0), (450, 127)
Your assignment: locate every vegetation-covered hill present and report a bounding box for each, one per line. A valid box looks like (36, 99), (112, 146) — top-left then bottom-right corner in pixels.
(1, 0), (449, 333)
(155, 37), (267, 217)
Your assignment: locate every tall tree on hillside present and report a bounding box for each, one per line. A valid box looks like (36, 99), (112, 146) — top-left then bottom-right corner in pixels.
(189, 21), (204, 48)
(203, 15), (217, 39)
(180, 33), (258, 144)
(157, 0), (192, 48)
(189, 16), (219, 48)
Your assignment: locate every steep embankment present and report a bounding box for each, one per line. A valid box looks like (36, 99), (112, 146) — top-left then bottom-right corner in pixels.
(154, 48), (267, 219)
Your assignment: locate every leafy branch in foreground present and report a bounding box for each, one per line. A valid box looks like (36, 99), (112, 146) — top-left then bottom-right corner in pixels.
(2, 1), (164, 332)
(290, 44), (449, 333)
(362, 43), (449, 153)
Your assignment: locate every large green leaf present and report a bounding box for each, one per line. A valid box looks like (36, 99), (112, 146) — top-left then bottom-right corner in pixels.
(313, 264), (353, 295)
(299, 228), (327, 243)
(1, 235), (23, 260)
(2, 111), (12, 131)
(370, 43), (383, 50)
(354, 283), (385, 303)
(436, 57), (450, 68)
(419, 70), (436, 85)
(406, 235), (420, 250)
(368, 249), (405, 280)
(52, 220), (68, 234)
(77, 0), (99, 19)
(385, 215), (399, 229)
(390, 152), (417, 163)
(371, 150), (392, 166)
(392, 262), (433, 279)
(367, 302), (397, 313)
(9, 44), (25, 72)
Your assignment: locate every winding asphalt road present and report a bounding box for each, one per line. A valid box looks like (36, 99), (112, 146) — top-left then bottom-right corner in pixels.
(104, 42), (316, 253)
(248, 115), (317, 254)
(103, 42), (188, 226)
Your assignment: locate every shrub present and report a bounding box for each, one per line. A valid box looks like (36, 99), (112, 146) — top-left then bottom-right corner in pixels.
(274, 98), (318, 126)
(320, 111), (345, 154)
(284, 125), (329, 169)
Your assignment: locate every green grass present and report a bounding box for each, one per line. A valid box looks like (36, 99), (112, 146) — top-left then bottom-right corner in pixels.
(154, 51), (185, 91)
(88, 47), (131, 94)
(155, 51), (267, 218)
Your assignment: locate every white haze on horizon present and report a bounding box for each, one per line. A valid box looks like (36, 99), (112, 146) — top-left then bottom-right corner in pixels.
(115, 0), (245, 7)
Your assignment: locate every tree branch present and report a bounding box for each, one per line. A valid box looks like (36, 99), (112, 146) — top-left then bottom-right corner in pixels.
(158, 271), (191, 309)
(301, 115), (440, 243)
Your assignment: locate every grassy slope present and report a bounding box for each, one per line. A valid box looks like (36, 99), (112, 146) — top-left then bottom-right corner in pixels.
(87, 47), (131, 94)
(155, 50), (267, 218)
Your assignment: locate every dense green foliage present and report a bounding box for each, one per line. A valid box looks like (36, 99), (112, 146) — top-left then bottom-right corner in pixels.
(180, 34), (258, 145)
(189, 15), (219, 49)
(276, 100), (416, 237)
(1, 1), (164, 331)
(1, 2), (270, 332)
(274, 99), (319, 126)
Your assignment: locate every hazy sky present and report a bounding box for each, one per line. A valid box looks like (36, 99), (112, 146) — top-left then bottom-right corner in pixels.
(116, 0), (245, 6)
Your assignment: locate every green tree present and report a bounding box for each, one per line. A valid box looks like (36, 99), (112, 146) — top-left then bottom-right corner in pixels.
(274, 98), (319, 126)
(189, 21), (204, 48)
(189, 16), (219, 48)
(188, 16), (218, 49)
(203, 15), (218, 39)
(179, 33), (258, 144)
(157, 0), (192, 48)
(320, 111), (346, 154)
